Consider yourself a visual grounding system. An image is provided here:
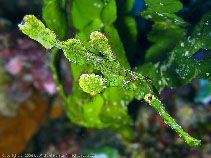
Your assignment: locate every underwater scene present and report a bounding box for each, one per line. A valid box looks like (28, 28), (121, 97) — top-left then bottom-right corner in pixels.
(0, 0), (210, 157)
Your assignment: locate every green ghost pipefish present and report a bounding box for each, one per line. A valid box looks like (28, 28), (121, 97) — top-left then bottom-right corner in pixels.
(18, 15), (201, 146)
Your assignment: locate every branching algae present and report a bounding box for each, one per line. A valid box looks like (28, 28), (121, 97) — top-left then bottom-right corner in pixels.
(18, 15), (202, 146)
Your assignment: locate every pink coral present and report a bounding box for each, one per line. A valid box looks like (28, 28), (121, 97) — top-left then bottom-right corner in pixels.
(0, 32), (58, 102)
(6, 57), (22, 75)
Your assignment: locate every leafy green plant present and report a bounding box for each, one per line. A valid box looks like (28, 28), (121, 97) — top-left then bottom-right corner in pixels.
(18, 0), (211, 147)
